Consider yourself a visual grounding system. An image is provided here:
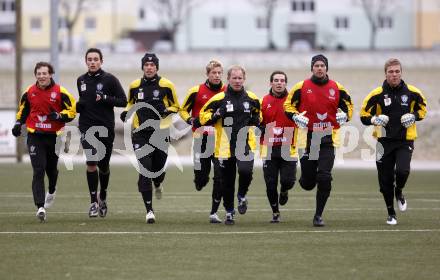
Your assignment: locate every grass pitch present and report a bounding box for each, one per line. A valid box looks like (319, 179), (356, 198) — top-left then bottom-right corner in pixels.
(0, 164), (439, 280)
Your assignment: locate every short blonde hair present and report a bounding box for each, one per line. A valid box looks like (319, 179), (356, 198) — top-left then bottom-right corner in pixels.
(206, 59), (223, 75)
(384, 58), (402, 73)
(227, 65), (246, 80)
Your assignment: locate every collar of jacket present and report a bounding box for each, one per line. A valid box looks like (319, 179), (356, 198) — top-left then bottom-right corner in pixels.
(269, 88), (287, 98)
(382, 79), (404, 92)
(226, 85), (245, 95)
(142, 74), (159, 84)
(205, 79), (223, 91)
(88, 68), (104, 77)
(310, 74), (329, 85)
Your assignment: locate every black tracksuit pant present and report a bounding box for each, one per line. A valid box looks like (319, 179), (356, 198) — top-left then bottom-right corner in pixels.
(219, 156), (254, 213)
(376, 138), (413, 216)
(132, 129), (169, 192)
(27, 133), (59, 208)
(299, 135), (335, 218)
(193, 133), (222, 214)
(263, 145), (297, 213)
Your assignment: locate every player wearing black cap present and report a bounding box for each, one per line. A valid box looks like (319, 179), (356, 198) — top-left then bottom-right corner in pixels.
(120, 53), (180, 223)
(76, 48), (127, 218)
(284, 54), (353, 227)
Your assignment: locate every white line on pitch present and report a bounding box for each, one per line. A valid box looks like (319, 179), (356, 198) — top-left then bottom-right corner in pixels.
(1, 229), (440, 235)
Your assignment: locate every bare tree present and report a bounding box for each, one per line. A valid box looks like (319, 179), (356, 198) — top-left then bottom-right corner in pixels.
(60, 0), (87, 52)
(150, 0), (200, 52)
(249, 0), (278, 50)
(358, 0), (396, 50)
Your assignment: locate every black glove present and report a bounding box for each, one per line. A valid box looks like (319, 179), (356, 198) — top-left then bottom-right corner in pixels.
(120, 111), (127, 122)
(155, 103), (169, 118)
(186, 117), (194, 125)
(76, 101), (85, 113)
(48, 111), (61, 121)
(192, 117), (202, 129)
(12, 122), (22, 137)
(212, 106), (226, 121)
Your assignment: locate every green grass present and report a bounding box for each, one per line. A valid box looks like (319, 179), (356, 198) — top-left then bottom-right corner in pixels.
(0, 164), (439, 280)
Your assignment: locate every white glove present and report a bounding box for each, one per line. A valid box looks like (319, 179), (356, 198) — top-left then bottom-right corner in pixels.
(401, 113), (415, 128)
(371, 115), (389, 127)
(292, 111), (309, 129)
(336, 108), (348, 125)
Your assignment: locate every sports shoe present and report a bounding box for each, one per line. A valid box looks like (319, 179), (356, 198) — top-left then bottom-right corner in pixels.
(313, 215), (325, 227)
(396, 193), (407, 212)
(98, 200), (108, 218)
(279, 191), (288, 206)
(44, 191), (56, 209)
(89, 202), (98, 218)
(36, 207), (46, 222)
(224, 212), (235, 225)
(154, 185), (163, 200)
(146, 210), (156, 224)
(270, 212), (280, 223)
(386, 215), (397, 225)
(237, 196), (248, 215)
(209, 213), (222, 224)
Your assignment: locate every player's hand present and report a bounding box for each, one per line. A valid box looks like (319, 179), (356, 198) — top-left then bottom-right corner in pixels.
(11, 122), (22, 137)
(120, 111), (127, 122)
(212, 106), (226, 121)
(336, 108), (348, 125)
(292, 111), (309, 129)
(371, 114), (389, 126)
(401, 113), (415, 128)
(48, 111), (61, 121)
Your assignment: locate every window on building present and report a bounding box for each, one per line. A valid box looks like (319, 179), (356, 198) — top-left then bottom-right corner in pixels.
(335, 17), (349, 29)
(85, 17), (96, 30)
(212, 17), (226, 29)
(291, 1), (315, 12)
(139, 8), (145, 19)
(256, 17), (268, 29)
(30, 17), (42, 31)
(1, 1), (6, 11)
(378, 16), (393, 29)
(10, 0), (14, 11)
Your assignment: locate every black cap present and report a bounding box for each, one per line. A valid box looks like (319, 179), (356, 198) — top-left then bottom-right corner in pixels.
(311, 54), (328, 71)
(141, 53), (159, 70)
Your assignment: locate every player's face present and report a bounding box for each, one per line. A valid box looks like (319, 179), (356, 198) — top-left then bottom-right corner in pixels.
(228, 69), (245, 91)
(143, 62), (158, 78)
(35, 66), (52, 88)
(270, 74), (287, 95)
(207, 66), (223, 85)
(312, 61), (327, 79)
(86, 52), (102, 73)
(385, 64), (402, 87)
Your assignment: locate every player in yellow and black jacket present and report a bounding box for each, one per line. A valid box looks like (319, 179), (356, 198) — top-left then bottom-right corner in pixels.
(199, 65), (260, 225)
(120, 53), (179, 224)
(360, 58), (427, 226)
(179, 60), (225, 224)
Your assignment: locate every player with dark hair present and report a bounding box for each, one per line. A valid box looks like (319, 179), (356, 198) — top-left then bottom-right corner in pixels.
(180, 60), (225, 223)
(284, 54), (353, 227)
(260, 70), (297, 223)
(76, 48), (127, 218)
(12, 61), (76, 222)
(360, 58), (427, 225)
(120, 53), (180, 223)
